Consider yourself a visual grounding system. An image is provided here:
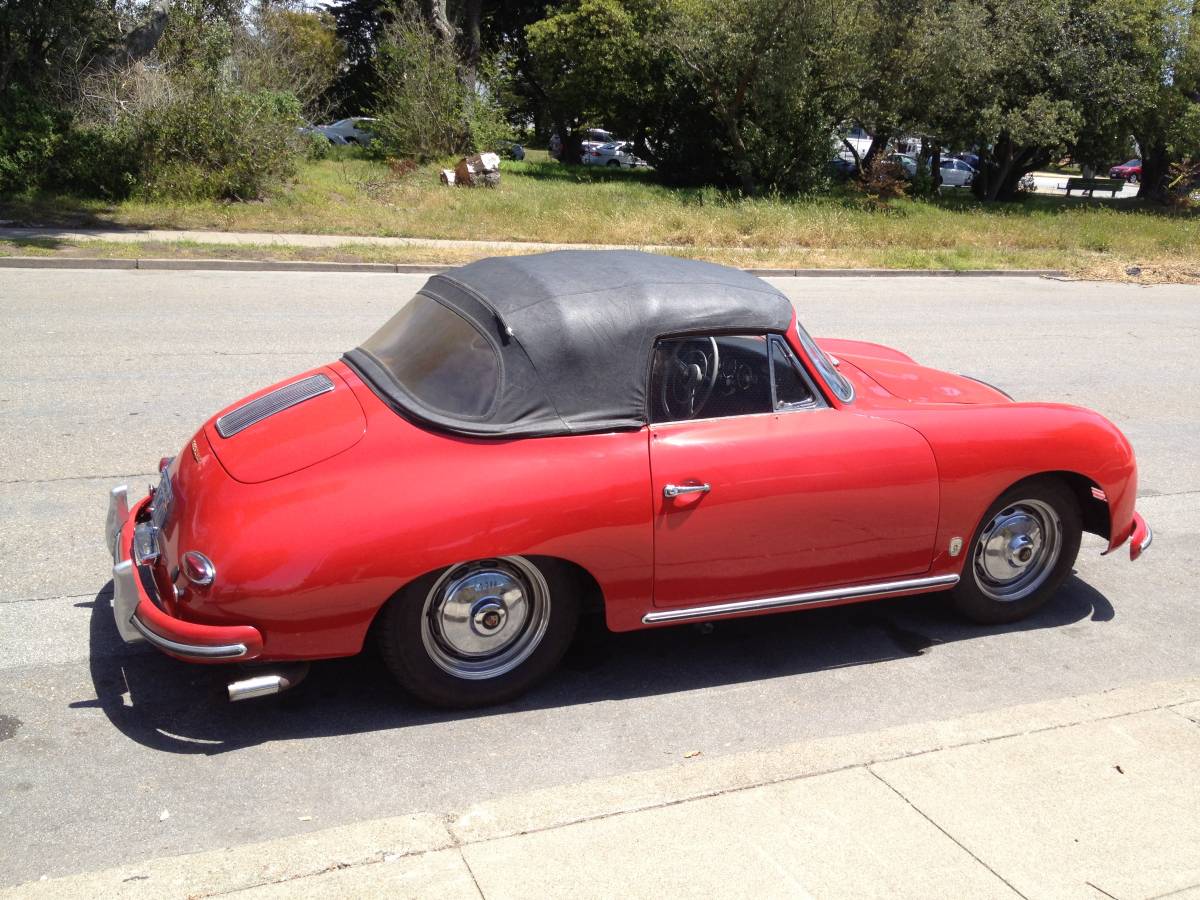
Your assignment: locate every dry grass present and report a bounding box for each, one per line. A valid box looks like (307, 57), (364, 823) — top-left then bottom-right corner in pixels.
(2, 149), (1198, 280)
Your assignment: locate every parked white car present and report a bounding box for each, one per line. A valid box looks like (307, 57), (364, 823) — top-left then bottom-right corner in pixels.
(550, 128), (618, 162)
(938, 157), (976, 187)
(837, 125), (872, 159)
(316, 117), (376, 146)
(581, 141), (647, 168)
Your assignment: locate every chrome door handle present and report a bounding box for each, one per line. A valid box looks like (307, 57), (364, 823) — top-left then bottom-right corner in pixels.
(663, 483), (711, 499)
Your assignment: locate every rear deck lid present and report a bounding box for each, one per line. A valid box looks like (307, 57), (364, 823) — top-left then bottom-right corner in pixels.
(204, 366), (366, 483)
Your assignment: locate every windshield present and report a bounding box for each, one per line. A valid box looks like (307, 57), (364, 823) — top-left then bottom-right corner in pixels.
(358, 295), (499, 418)
(795, 322), (854, 403)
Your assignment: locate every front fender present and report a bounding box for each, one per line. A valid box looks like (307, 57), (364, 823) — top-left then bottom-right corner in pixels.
(877, 403), (1138, 569)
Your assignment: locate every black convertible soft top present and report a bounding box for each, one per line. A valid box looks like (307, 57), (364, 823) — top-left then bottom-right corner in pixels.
(343, 250), (795, 437)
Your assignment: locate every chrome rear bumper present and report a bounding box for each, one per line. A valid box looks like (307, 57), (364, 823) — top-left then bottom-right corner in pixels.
(105, 483), (262, 660)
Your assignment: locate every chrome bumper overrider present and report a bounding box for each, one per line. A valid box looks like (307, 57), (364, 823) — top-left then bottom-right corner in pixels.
(107, 485), (146, 645)
(105, 484), (129, 560)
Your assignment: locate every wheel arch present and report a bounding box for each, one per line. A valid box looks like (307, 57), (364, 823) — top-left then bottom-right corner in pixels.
(365, 553), (607, 639)
(997, 470), (1110, 541)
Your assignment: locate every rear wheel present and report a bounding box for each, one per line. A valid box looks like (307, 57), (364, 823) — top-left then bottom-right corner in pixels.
(377, 556), (579, 708)
(1127, 174), (1138, 184)
(950, 478), (1081, 625)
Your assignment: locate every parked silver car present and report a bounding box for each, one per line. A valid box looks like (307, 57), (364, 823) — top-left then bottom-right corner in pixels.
(581, 141), (647, 168)
(938, 157), (976, 187)
(315, 117), (376, 146)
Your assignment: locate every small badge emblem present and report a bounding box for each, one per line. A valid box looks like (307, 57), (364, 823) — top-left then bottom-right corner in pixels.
(949, 537), (963, 557)
(191, 439), (201, 463)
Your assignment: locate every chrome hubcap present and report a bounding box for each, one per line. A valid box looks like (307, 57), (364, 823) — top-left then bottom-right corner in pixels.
(973, 499), (1062, 602)
(421, 557), (550, 680)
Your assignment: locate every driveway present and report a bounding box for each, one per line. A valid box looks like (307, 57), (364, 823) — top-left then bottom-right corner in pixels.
(1030, 172), (1139, 197)
(0, 268), (1196, 886)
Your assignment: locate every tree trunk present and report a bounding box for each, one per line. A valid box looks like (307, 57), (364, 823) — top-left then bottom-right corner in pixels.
(840, 138), (862, 172)
(557, 120), (583, 165)
(458, 0), (482, 90)
(717, 109), (756, 195)
(925, 138), (941, 193)
(1137, 141), (1169, 202)
(421, 0), (456, 46)
(862, 130), (890, 173)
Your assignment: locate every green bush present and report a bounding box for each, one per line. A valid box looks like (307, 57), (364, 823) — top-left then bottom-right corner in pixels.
(304, 130), (332, 160)
(371, 15), (466, 161)
(51, 124), (139, 198)
(0, 88), (68, 195)
(133, 87), (302, 201)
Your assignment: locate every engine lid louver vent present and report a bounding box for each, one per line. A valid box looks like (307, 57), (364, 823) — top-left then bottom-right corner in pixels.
(215, 374), (335, 438)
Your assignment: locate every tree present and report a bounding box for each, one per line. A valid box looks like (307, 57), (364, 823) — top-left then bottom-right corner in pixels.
(837, 0), (926, 173)
(240, 4), (344, 119)
(1121, 0), (1199, 200)
(525, 0), (654, 164)
(322, 0), (398, 115)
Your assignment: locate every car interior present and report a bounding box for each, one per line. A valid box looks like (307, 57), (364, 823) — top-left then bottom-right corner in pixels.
(650, 334), (821, 423)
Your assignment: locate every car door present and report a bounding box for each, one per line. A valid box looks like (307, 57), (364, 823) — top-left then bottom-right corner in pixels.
(648, 333), (940, 610)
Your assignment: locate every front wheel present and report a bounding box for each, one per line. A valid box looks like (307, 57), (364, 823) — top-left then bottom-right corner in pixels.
(950, 478), (1082, 625)
(1127, 174), (1138, 184)
(377, 556), (579, 707)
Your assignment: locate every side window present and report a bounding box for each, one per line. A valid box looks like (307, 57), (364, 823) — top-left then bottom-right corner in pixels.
(650, 335), (772, 423)
(770, 338), (818, 410)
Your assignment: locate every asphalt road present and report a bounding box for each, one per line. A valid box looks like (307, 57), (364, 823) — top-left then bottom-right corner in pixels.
(1, 268), (1197, 887)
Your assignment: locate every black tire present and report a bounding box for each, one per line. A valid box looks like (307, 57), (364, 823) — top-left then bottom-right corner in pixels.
(606, 159), (621, 167)
(950, 477), (1082, 625)
(377, 556), (579, 708)
(1127, 174), (1138, 184)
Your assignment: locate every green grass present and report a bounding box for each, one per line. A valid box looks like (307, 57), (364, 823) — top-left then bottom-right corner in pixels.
(2, 148), (1198, 280)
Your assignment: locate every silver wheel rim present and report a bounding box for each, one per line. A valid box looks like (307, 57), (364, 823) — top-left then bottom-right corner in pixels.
(421, 557), (550, 680)
(972, 499), (1062, 602)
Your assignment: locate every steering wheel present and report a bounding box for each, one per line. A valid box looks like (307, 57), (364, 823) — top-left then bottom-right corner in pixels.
(660, 337), (720, 420)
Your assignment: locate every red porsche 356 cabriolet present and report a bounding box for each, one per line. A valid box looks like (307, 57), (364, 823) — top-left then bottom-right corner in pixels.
(106, 251), (1150, 707)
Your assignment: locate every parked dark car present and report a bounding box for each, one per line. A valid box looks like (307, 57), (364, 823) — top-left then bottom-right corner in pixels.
(828, 157), (860, 180)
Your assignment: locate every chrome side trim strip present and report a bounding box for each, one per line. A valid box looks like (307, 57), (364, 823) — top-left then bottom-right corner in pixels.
(129, 616), (248, 659)
(641, 574), (960, 624)
(215, 373), (334, 438)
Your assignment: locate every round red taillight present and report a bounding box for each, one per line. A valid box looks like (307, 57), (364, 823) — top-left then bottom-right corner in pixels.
(181, 551), (216, 586)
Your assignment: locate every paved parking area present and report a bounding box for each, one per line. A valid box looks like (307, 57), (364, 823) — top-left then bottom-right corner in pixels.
(1030, 172), (1139, 197)
(0, 269), (1197, 887)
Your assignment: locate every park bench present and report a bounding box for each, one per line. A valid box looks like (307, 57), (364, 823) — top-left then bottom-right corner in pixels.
(1065, 177), (1124, 197)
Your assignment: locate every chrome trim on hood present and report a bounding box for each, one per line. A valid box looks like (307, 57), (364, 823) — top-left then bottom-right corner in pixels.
(216, 374), (334, 438)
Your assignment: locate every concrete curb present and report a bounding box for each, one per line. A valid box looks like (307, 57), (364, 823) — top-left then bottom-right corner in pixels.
(6, 676), (1198, 898)
(0, 256), (1066, 278)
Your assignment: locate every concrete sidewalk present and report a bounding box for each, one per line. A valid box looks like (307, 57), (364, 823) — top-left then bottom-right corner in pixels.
(6, 678), (1200, 899)
(0, 225), (673, 253)
(0, 226), (1064, 278)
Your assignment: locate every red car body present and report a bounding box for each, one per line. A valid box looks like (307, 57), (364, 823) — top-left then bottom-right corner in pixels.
(106, 252), (1150, 703)
(1109, 159), (1142, 181)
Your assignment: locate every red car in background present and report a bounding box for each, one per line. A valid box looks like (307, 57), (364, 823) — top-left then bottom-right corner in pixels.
(1109, 158), (1142, 182)
(105, 251), (1151, 708)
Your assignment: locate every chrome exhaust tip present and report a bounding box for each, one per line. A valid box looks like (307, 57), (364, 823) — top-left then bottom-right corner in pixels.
(227, 663), (309, 702)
